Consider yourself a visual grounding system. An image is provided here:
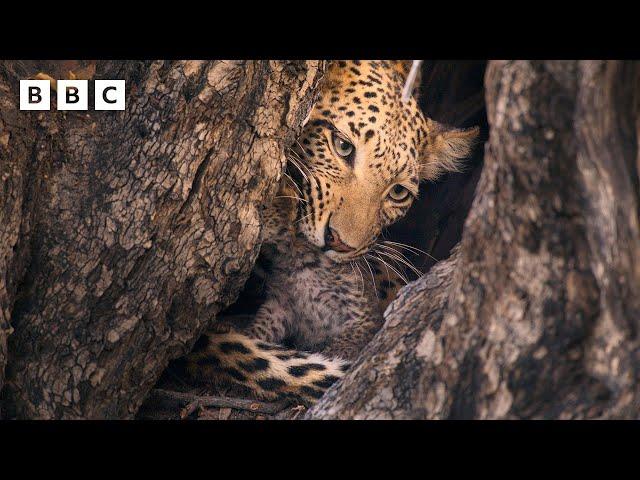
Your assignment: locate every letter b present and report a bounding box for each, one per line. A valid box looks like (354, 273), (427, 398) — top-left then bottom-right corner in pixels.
(30, 86), (42, 103)
(66, 87), (80, 104)
(57, 80), (88, 111)
(20, 80), (51, 110)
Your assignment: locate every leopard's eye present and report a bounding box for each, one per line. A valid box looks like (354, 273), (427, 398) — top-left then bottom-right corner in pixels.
(332, 133), (354, 158)
(388, 184), (411, 202)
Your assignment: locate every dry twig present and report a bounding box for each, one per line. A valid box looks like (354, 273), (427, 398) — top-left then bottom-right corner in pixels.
(148, 388), (292, 418)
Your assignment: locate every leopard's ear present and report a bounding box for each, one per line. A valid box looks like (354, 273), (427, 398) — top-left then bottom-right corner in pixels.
(391, 60), (414, 77)
(419, 119), (480, 181)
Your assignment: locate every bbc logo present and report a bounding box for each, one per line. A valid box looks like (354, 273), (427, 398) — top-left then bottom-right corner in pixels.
(20, 80), (126, 111)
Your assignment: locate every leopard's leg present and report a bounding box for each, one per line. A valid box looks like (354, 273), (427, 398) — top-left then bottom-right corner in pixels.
(241, 298), (289, 343)
(206, 301), (289, 342)
(321, 311), (383, 361)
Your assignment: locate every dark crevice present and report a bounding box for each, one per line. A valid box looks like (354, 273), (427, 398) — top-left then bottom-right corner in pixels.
(387, 60), (488, 279)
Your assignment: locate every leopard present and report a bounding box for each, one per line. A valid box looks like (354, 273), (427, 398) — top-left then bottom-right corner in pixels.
(184, 60), (479, 404)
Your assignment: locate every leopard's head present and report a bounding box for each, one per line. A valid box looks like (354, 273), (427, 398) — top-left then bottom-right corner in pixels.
(289, 60), (479, 263)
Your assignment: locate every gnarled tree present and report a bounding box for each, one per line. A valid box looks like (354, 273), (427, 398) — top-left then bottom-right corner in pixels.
(0, 60), (324, 419)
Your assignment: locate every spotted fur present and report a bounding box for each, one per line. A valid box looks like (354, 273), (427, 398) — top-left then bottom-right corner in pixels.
(185, 61), (478, 404)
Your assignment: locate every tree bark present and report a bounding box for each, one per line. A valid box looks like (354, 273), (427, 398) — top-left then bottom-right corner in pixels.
(308, 60), (640, 419)
(0, 60), (324, 419)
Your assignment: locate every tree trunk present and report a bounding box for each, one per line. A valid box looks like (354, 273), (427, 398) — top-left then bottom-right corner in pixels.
(0, 60), (324, 419)
(308, 61), (640, 419)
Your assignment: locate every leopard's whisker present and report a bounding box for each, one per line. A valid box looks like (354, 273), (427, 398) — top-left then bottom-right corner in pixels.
(376, 246), (417, 271)
(368, 252), (409, 285)
(290, 153), (315, 180)
(371, 249), (391, 285)
(376, 249), (422, 279)
(286, 152), (312, 181)
(386, 253), (422, 279)
(373, 249), (416, 283)
(381, 240), (426, 256)
(353, 260), (365, 296)
(295, 139), (310, 154)
(362, 256), (378, 299)
(382, 240), (438, 263)
(349, 261), (357, 284)
(294, 140), (318, 166)
(376, 244), (423, 277)
(275, 195), (308, 204)
(288, 143), (304, 157)
(282, 171), (304, 196)
(287, 158), (310, 184)
(287, 146), (310, 170)
(294, 212), (314, 224)
(385, 246), (424, 275)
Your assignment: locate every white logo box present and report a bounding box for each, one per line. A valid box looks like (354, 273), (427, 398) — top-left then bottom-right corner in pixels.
(20, 80), (126, 111)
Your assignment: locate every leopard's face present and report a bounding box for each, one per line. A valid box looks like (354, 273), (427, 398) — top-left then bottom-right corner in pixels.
(288, 61), (478, 263)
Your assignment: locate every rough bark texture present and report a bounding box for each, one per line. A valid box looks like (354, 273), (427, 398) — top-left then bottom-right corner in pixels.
(0, 60), (324, 419)
(309, 60), (640, 419)
(0, 73), (32, 405)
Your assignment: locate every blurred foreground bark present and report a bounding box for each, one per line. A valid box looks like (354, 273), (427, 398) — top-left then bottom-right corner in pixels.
(309, 61), (640, 419)
(0, 60), (323, 418)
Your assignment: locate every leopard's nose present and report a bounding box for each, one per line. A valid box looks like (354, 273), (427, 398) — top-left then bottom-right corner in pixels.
(323, 224), (355, 253)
